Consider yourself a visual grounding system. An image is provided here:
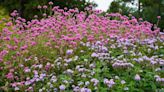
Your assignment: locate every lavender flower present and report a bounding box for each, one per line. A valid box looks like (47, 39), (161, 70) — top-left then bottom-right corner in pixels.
(80, 88), (91, 92)
(134, 74), (141, 81)
(91, 52), (98, 57)
(59, 85), (66, 90)
(66, 49), (73, 55)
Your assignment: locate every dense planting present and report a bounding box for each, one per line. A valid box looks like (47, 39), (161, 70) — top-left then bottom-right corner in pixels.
(0, 4), (164, 92)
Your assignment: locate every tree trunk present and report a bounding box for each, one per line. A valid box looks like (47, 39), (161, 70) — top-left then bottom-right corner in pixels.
(20, 0), (25, 17)
(158, 0), (161, 16)
(138, 0), (141, 17)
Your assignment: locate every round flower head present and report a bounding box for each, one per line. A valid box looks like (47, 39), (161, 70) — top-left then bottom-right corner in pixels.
(43, 5), (48, 9)
(121, 80), (126, 84)
(59, 85), (65, 90)
(80, 88), (91, 92)
(91, 52), (98, 57)
(66, 49), (73, 55)
(48, 1), (53, 5)
(134, 74), (141, 81)
(37, 5), (42, 9)
(157, 16), (161, 19)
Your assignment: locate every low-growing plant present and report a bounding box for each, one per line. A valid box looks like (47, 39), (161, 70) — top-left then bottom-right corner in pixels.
(0, 2), (164, 92)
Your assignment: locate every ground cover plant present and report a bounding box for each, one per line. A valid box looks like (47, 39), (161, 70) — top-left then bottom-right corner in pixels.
(0, 2), (164, 92)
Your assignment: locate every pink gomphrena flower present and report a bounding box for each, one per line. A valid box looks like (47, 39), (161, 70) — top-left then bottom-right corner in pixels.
(6, 44), (12, 49)
(10, 10), (18, 17)
(52, 6), (59, 11)
(139, 18), (143, 21)
(37, 5), (42, 9)
(64, 7), (68, 10)
(6, 72), (14, 80)
(157, 16), (161, 19)
(20, 45), (28, 51)
(48, 1), (53, 5)
(0, 50), (8, 57)
(5, 22), (13, 26)
(43, 5), (48, 9)
(31, 41), (37, 46)
(16, 52), (20, 56)
(43, 13), (47, 17)
(3, 36), (11, 41)
(45, 62), (51, 71)
(34, 15), (38, 18)
(13, 37), (19, 44)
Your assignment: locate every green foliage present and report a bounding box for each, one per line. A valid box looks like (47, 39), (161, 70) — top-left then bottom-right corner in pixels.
(107, 0), (136, 15)
(0, 0), (94, 20)
(107, 0), (164, 30)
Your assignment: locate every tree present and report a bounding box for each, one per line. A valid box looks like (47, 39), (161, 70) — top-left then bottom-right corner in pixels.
(107, 0), (164, 31)
(107, 0), (135, 16)
(0, 0), (95, 19)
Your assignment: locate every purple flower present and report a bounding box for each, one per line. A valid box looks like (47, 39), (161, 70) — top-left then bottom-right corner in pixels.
(91, 78), (99, 86)
(91, 52), (98, 57)
(66, 49), (73, 55)
(59, 85), (65, 90)
(104, 78), (115, 88)
(80, 88), (91, 92)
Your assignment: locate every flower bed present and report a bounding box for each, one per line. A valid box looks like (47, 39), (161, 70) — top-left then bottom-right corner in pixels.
(0, 3), (164, 92)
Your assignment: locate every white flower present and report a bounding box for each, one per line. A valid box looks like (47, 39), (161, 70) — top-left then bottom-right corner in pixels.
(74, 56), (79, 61)
(39, 89), (43, 92)
(121, 80), (126, 84)
(38, 64), (43, 68)
(124, 87), (129, 90)
(14, 87), (20, 91)
(134, 74), (141, 81)
(34, 57), (38, 61)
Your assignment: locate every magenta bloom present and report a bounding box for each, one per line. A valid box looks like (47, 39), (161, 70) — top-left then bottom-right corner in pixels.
(20, 45), (28, 50)
(157, 16), (161, 19)
(6, 72), (14, 80)
(43, 5), (48, 9)
(48, 1), (53, 5)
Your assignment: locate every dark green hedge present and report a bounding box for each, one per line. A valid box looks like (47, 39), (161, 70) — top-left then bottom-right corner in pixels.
(0, 0), (93, 20)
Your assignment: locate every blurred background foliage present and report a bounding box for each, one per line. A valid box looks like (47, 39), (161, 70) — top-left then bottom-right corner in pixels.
(0, 0), (163, 30)
(0, 0), (96, 20)
(0, 6), (9, 20)
(107, 0), (164, 31)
